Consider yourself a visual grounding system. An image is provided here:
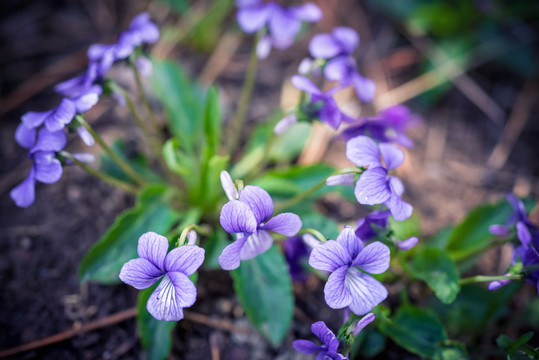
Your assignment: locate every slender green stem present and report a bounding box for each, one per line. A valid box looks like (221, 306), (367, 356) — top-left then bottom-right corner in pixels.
(176, 224), (212, 247)
(226, 30), (262, 154)
(298, 228), (327, 243)
(245, 131), (278, 182)
(61, 152), (138, 193)
(275, 169), (361, 213)
(458, 274), (523, 286)
(130, 60), (161, 132)
(78, 117), (147, 185)
(119, 88), (172, 178)
(453, 237), (515, 263)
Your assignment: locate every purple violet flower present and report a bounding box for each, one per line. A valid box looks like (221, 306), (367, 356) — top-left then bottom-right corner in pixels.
(115, 12), (160, 59)
(342, 105), (419, 148)
(219, 185), (302, 270)
(236, 0), (321, 59)
(119, 232), (205, 321)
(21, 98), (76, 132)
(292, 75), (353, 129)
(293, 321), (348, 360)
(309, 227), (390, 315)
(284, 235), (314, 282)
(346, 135), (413, 221)
(309, 27), (375, 103)
(489, 193), (535, 237)
(489, 222), (539, 293)
(11, 127), (67, 208)
(355, 210), (391, 242)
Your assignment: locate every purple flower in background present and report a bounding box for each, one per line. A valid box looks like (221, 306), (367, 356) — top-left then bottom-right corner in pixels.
(351, 313), (375, 336)
(346, 135), (412, 221)
(355, 210), (391, 242)
(119, 232), (205, 321)
(236, 0), (322, 59)
(21, 98), (76, 132)
(309, 27), (375, 102)
(116, 12), (160, 59)
(489, 222), (539, 293)
(55, 64), (98, 98)
(10, 128), (67, 208)
(284, 235), (313, 282)
(219, 185), (302, 270)
(309, 227), (390, 315)
(342, 105), (419, 148)
(489, 193), (535, 237)
(293, 321), (348, 360)
(292, 75), (353, 129)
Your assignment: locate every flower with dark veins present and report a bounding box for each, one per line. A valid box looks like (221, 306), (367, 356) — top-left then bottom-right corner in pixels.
(309, 227), (390, 315)
(218, 173), (302, 270)
(120, 232), (205, 321)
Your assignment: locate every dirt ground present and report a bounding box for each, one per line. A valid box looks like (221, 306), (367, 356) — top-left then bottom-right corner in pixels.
(1, 0), (538, 359)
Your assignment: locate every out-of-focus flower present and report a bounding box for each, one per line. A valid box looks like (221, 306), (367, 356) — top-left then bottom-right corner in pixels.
(119, 232), (204, 321)
(292, 75), (353, 129)
(21, 99), (76, 132)
(236, 0), (321, 59)
(342, 105), (420, 148)
(10, 128), (67, 208)
(309, 27), (375, 102)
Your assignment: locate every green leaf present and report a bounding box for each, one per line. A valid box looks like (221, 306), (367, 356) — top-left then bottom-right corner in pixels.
(376, 305), (448, 358)
(231, 246), (293, 345)
(203, 229), (229, 269)
(352, 329), (387, 358)
(433, 341), (469, 360)
(79, 185), (180, 283)
(432, 283), (521, 337)
(100, 140), (161, 184)
(252, 164), (355, 203)
(184, 0), (233, 51)
(300, 212), (340, 240)
(151, 59), (205, 151)
(199, 154), (229, 211)
(389, 212), (421, 241)
(203, 86), (221, 157)
(137, 286), (176, 360)
(162, 138), (193, 177)
(405, 248), (461, 304)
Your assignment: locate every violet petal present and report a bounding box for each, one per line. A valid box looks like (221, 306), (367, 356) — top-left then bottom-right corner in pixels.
(336, 227), (363, 260)
(137, 232), (169, 271)
(165, 245), (205, 276)
(379, 143), (404, 170)
(239, 185), (274, 224)
(15, 123), (36, 149)
(354, 167), (391, 205)
(10, 169), (36, 208)
(146, 275), (184, 321)
(260, 212), (302, 236)
(309, 240), (351, 272)
(240, 230), (274, 260)
(346, 135), (382, 169)
(352, 241), (390, 274)
(325, 265), (352, 309)
(345, 268), (388, 315)
(119, 258), (163, 290)
(218, 236), (249, 270)
(220, 200), (258, 234)
(309, 33), (342, 59)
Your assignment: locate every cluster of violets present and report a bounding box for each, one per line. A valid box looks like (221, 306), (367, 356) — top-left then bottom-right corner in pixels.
(10, 13), (159, 208)
(489, 194), (539, 293)
(116, 3), (420, 358)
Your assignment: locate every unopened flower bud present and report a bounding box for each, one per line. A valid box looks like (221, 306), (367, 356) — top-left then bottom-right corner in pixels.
(397, 236), (418, 251)
(220, 170), (239, 200)
(274, 114), (297, 135)
(326, 173), (355, 186)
